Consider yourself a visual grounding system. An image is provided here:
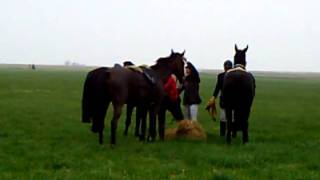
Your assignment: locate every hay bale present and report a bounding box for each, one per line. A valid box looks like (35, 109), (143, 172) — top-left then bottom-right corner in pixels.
(164, 128), (177, 140)
(165, 119), (207, 140)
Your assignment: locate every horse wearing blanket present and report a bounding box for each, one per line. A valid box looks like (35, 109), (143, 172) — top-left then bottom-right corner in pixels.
(222, 45), (256, 144)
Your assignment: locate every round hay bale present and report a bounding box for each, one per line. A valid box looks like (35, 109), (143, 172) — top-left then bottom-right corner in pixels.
(164, 128), (177, 140)
(165, 119), (207, 140)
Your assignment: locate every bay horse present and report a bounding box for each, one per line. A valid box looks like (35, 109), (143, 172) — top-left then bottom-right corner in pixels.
(82, 50), (186, 146)
(81, 66), (143, 138)
(222, 45), (256, 144)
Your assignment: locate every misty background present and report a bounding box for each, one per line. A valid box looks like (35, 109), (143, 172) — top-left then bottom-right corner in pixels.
(0, 0), (319, 72)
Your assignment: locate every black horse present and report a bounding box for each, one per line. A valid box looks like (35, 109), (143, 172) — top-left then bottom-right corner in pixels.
(82, 50), (186, 146)
(222, 45), (256, 144)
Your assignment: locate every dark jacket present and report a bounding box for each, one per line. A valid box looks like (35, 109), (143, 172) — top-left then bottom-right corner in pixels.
(180, 75), (202, 105)
(213, 72), (226, 108)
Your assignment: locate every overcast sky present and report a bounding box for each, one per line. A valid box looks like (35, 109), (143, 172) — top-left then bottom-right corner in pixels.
(0, 0), (319, 72)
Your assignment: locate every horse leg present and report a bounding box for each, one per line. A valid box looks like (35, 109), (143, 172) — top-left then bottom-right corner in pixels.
(225, 108), (233, 144)
(232, 110), (237, 138)
(92, 102), (109, 145)
(220, 121), (226, 137)
(158, 103), (166, 141)
(139, 107), (147, 141)
(124, 104), (133, 136)
(148, 104), (159, 142)
(135, 106), (141, 137)
(241, 108), (250, 144)
(110, 103), (123, 146)
(242, 121), (249, 144)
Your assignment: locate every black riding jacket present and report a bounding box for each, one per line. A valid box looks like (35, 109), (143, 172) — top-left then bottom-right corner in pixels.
(213, 72), (226, 108)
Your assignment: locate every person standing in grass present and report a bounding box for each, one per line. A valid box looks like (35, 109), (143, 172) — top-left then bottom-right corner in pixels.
(180, 62), (202, 121)
(206, 60), (233, 136)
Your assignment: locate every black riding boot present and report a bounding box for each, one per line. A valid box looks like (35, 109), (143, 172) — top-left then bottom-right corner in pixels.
(220, 121), (226, 136)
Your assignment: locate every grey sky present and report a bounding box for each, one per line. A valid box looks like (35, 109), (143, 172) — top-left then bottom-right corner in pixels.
(0, 0), (319, 72)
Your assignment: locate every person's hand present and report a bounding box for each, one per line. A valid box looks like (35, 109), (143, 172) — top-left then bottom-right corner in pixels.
(205, 97), (215, 110)
(209, 96), (215, 104)
(205, 98), (217, 121)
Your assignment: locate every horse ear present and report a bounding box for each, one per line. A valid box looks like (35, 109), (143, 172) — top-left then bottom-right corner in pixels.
(235, 44), (239, 52)
(171, 49), (174, 54)
(244, 45), (249, 52)
(182, 50), (185, 56)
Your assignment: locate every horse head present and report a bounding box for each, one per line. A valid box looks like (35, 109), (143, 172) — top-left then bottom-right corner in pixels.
(234, 44), (248, 67)
(169, 49), (186, 83)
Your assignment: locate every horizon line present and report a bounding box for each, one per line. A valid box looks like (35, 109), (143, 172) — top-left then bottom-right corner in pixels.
(1, 63), (320, 74)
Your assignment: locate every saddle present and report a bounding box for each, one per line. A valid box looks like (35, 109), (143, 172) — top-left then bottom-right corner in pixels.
(125, 65), (144, 73)
(125, 65), (156, 85)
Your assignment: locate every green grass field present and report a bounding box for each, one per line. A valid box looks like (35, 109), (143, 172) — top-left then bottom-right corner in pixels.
(1, 65), (320, 179)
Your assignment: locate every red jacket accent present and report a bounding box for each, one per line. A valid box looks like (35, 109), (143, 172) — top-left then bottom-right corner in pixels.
(164, 76), (179, 102)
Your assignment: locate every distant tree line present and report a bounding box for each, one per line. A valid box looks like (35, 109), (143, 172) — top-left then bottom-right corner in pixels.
(64, 60), (85, 67)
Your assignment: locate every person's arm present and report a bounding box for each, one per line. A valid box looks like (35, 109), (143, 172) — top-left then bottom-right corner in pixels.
(178, 80), (185, 94)
(212, 74), (222, 98)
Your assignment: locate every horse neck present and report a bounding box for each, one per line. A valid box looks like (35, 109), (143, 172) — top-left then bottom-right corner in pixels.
(234, 54), (246, 68)
(151, 64), (173, 83)
(233, 58), (245, 69)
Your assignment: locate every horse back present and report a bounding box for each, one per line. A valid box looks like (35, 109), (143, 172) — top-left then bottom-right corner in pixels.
(223, 70), (255, 108)
(105, 67), (163, 105)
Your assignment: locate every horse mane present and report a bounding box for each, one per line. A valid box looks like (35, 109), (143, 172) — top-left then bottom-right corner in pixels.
(151, 55), (174, 69)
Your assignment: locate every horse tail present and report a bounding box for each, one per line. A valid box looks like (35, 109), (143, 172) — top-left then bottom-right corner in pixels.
(82, 70), (94, 123)
(82, 67), (110, 123)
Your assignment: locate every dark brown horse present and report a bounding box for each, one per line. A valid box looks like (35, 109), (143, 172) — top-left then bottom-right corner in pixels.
(222, 45), (256, 144)
(82, 50), (186, 146)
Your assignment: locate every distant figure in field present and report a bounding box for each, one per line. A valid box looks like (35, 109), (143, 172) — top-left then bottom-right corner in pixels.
(222, 45), (256, 144)
(31, 64), (36, 70)
(179, 62), (202, 121)
(206, 60), (233, 136)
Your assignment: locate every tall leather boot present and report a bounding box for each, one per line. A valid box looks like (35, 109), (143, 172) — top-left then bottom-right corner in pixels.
(220, 121), (226, 136)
